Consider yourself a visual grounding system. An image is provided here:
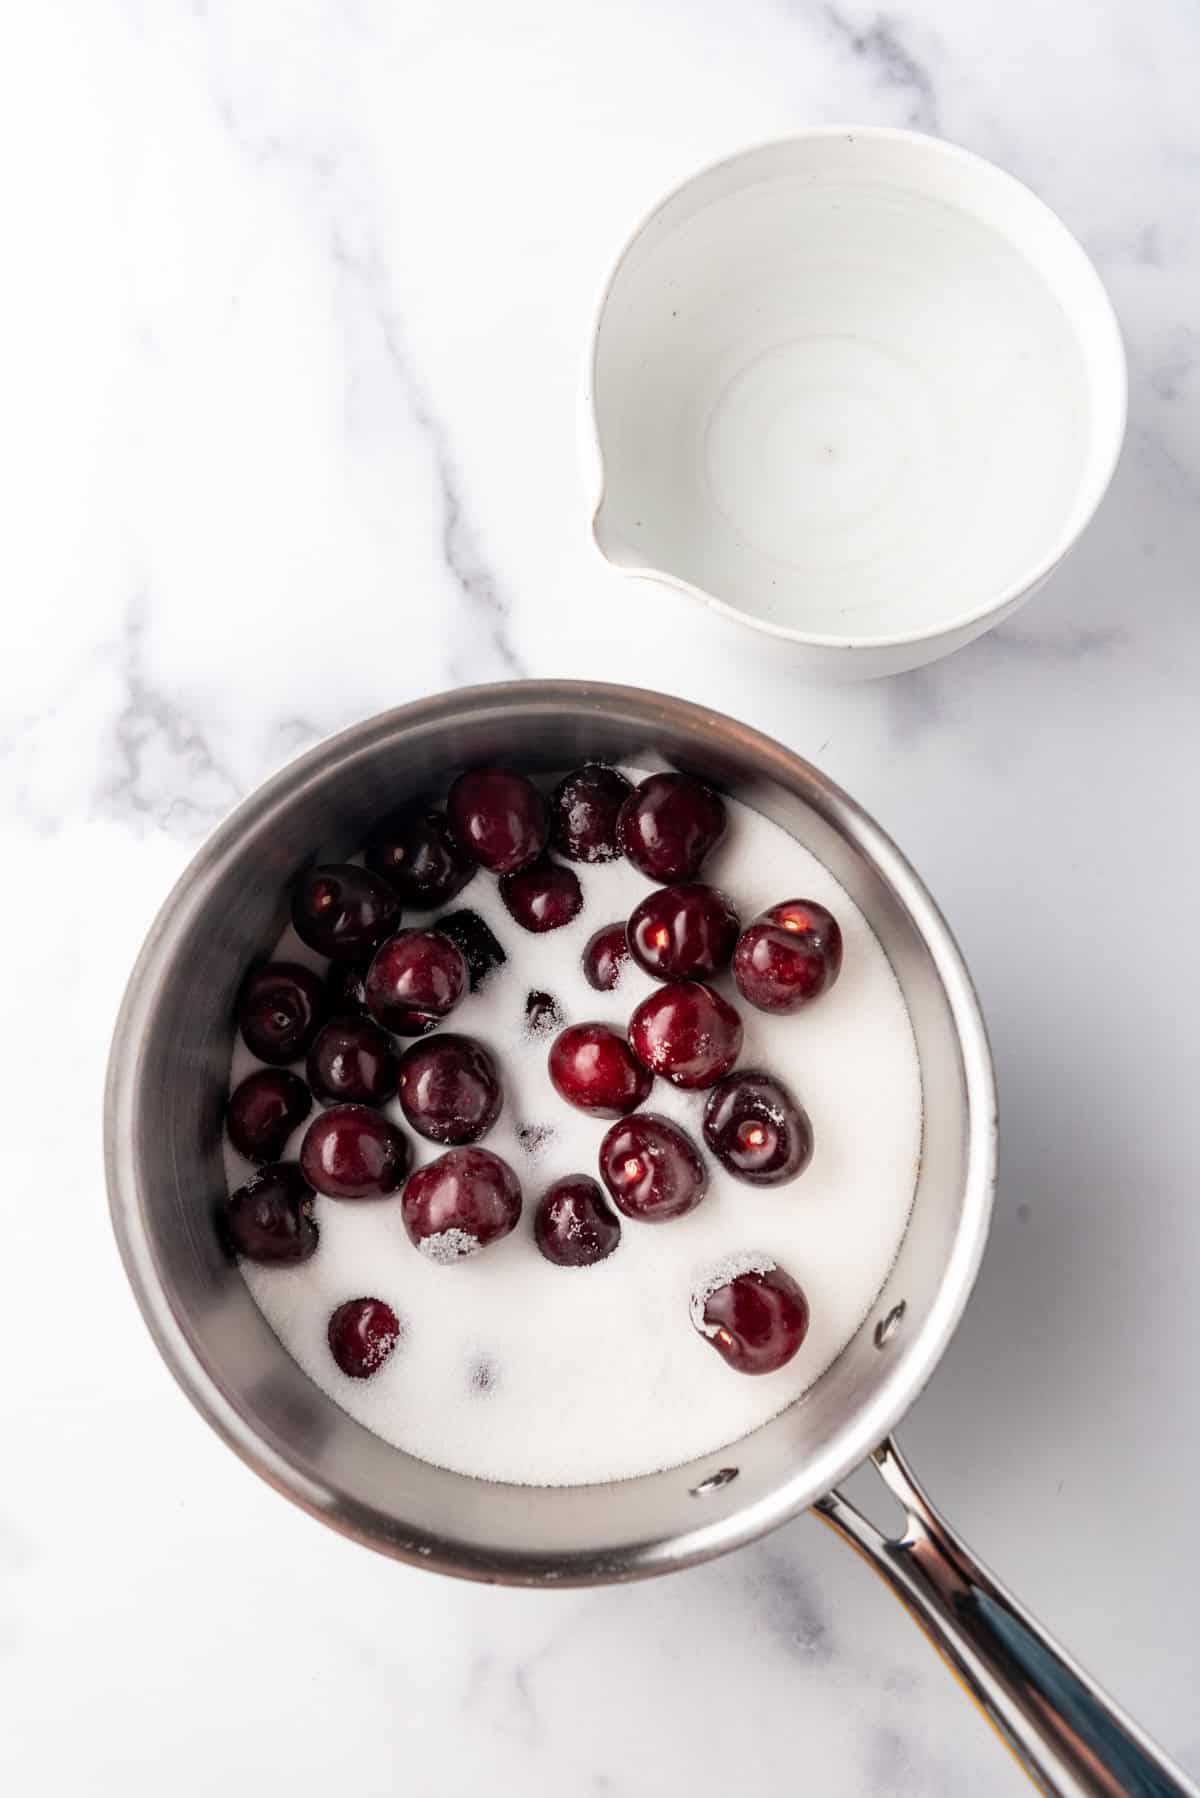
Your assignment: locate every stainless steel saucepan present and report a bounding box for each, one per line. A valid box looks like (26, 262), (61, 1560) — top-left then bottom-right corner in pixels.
(105, 682), (1196, 1798)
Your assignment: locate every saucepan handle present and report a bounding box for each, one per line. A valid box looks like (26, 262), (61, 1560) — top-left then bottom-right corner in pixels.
(816, 1437), (1197, 1798)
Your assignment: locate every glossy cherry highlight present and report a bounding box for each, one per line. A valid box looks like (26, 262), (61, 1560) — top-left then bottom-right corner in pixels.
(237, 962), (325, 1065)
(447, 769), (548, 874)
(364, 808), (473, 908)
(628, 981), (743, 1089)
(627, 882), (739, 981)
(598, 1114), (707, 1222)
(499, 856), (583, 933)
(582, 922), (629, 992)
(732, 899), (843, 1014)
(291, 865), (400, 963)
(401, 1148), (522, 1261)
(365, 928), (467, 1035)
(534, 1176), (621, 1267)
(306, 1016), (398, 1107)
(299, 1104), (410, 1198)
(694, 1265), (809, 1374)
(226, 1068), (312, 1163)
(549, 1022), (653, 1118)
(397, 1033), (502, 1144)
(328, 1297), (402, 1380)
(702, 1071), (813, 1186)
(617, 772), (726, 883)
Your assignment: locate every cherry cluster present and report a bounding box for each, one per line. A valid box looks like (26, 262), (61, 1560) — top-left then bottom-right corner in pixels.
(223, 764), (841, 1381)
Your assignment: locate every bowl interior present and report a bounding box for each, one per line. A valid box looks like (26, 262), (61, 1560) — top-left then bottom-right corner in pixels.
(107, 687), (995, 1583)
(591, 131), (1125, 645)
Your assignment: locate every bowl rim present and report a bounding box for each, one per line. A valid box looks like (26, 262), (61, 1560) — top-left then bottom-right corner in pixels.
(105, 681), (998, 1581)
(582, 124), (1128, 654)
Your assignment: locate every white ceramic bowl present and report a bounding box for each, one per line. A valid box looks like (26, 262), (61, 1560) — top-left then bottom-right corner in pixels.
(582, 129), (1127, 679)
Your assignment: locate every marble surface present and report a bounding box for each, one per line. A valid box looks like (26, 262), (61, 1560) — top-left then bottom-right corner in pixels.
(6, 2), (1200, 1792)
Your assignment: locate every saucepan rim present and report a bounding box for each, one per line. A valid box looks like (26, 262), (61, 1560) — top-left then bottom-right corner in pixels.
(105, 680), (997, 1581)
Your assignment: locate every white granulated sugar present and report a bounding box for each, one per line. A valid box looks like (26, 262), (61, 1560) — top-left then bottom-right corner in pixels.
(418, 1228), (481, 1264)
(228, 768), (923, 1487)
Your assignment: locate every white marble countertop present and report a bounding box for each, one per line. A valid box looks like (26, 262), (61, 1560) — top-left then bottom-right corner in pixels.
(6, 2), (1200, 1792)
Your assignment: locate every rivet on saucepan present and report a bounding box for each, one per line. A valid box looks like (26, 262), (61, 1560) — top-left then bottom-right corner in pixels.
(874, 1301), (907, 1349)
(690, 1466), (739, 1497)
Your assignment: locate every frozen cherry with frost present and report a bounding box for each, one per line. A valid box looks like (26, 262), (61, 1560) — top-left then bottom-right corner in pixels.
(732, 899), (843, 1014)
(365, 928), (467, 1034)
(525, 990), (564, 1034)
(364, 808), (473, 908)
(401, 1147), (522, 1261)
(550, 763), (632, 863)
(224, 1163), (317, 1264)
(535, 1176), (621, 1267)
(300, 1104), (410, 1198)
(291, 864), (400, 963)
(599, 1114), (707, 1222)
(582, 922), (629, 992)
(628, 981), (743, 1090)
(617, 772), (726, 883)
(324, 960), (369, 1017)
(702, 1070), (813, 1185)
(499, 856), (583, 933)
(237, 962), (325, 1064)
(693, 1265), (809, 1374)
(226, 1068), (312, 1163)
(397, 1033), (502, 1145)
(447, 769), (548, 874)
(549, 1022), (653, 1118)
(627, 882), (739, 981)
(328, 1297), (402, 1380)
(306, 1016), (398, 1108)
(436, 909), (507, 990)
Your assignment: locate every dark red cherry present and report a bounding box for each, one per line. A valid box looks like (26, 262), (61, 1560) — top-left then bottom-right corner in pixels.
(525, 990), (564, 1034)
(323, 960), (369, 1017)
(328, 1297), (402, 1380)
(226, 1069), (312, 1163)
(299, 1104), (410, 1198)
(732, 899), (843, 1014)
(224, 1163), (317, 1264)
(617, 772), (726, 883)
(550, 764), (633, 863)
(364, 808), (473, 908)
(401, 1148), (522, 1261)
(435, 909), (507, 990)
(365, 929), (467, 1035)
(535, 1176), (621, 1267)
(598, 1114), (707, 1222)
(447, 769), (548, 874)
(628, 883), (739, 981)
(499, 856), (583, 933)
(694, 1265), (809, 1374)
(237, 962), (325, 1065)
(582, 922), (629, 992)
(702, 1071), (813, 1185)
(291, 864), (400, 962)
(628, 981), (743, 1089)
(306, 1016), (398, 1107)
(549, 1022), (653, 1118)
(397, 1033), (502, 1144)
